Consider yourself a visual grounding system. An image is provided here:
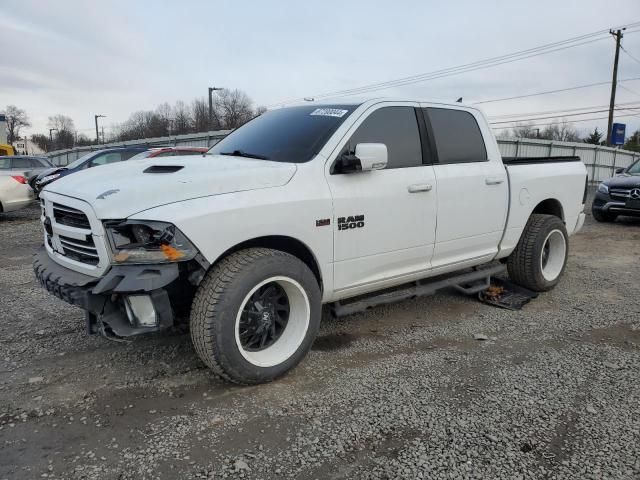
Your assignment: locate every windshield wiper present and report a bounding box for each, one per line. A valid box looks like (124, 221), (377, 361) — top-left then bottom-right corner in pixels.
(219, 150), (269, 160)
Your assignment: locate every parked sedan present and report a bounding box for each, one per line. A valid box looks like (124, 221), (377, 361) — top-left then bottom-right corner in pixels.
(592, 159), (640, 221)
(0, 172), (34, 213)
(128, 146), (209, 160)
(32, 147), (149, 195)
(0, 155), (54, 177)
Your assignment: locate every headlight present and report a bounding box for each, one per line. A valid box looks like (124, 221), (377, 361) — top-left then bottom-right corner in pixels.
(597, 183), (609, 194)
(39, 173), (61, 184)
(104, 220), (197, 264)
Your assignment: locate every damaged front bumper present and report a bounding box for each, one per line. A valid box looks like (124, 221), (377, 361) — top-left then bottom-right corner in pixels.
(33, 247), (180, 337)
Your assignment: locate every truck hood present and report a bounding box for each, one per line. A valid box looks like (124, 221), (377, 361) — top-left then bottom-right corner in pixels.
(44, 155), (297, 218)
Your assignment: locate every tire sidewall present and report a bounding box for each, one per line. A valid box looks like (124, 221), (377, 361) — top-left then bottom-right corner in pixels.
(531, 217), (568, 290)
(207, 253), (321, 384)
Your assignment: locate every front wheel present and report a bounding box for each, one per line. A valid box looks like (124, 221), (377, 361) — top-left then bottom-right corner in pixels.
(190, 248), (321, 385)
(507, 214), (569, 292)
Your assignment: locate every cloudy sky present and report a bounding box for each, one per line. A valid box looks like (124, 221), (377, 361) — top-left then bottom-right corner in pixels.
(2, 0), (640, 140)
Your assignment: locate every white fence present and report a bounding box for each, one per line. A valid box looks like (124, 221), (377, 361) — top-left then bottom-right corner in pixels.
(496, 137), (639, 182)
(45, 132), (639, 182)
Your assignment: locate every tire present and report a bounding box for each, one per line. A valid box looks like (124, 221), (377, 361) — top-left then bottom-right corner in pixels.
(190, 248), (321, 385)
(507, 214), (569, 292)
(591, 207), (617, 223)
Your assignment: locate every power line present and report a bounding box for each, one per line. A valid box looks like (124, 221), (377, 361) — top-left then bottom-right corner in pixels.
(621, 45), (640, 66)
(490, 106), (640, 125)
(491, 111), (640, 130)
(488, 100), (640, 120)
(266, 22), (640, 107)
(619, 83), (640, 98)
(473, 77), (640, 105)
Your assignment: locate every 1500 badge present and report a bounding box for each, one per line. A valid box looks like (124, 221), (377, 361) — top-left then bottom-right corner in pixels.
(337, 215), (365, 231)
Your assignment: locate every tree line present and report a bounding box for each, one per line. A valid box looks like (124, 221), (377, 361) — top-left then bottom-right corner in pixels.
(4, 96), (640, 153)
(3, 88), (265, 152)
(501, 120), (640, 151)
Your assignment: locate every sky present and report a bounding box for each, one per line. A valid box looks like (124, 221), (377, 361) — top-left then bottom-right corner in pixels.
(2, 0), (640, 141)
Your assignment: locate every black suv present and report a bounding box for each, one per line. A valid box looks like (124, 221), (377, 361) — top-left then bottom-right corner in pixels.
(592, 158), (640, 222)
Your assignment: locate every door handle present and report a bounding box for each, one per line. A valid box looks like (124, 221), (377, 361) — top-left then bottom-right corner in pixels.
(407, 183), (433, 193)
(485, 177), (504, 185)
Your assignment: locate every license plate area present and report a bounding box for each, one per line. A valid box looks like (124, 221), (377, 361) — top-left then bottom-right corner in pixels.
(625, 199), (640, 209)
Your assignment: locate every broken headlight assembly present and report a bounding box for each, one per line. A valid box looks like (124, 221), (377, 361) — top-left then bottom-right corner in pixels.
(104, 220), (197, 264)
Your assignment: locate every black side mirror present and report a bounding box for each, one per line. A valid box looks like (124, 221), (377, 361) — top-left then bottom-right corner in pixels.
(333, 153), (362, 174)
(615, 167), (625, 174)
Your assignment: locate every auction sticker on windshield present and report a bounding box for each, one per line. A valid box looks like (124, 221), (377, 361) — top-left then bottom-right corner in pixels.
(310, 108), (349, 118)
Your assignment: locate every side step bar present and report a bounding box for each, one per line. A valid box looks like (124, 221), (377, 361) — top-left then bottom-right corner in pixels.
(331, 263), (506, 317)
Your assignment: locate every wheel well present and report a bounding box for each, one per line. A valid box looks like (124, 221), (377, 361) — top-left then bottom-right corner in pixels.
(219, 236), (323, 290)
(532, 199), (564, 221)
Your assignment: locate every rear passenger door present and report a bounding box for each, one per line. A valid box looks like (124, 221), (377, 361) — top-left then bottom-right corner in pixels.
(423, 107), (508, 269)
(326, 103), (438, 294)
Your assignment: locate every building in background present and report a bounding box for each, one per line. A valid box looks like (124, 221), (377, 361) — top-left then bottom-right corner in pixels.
(13, 139), (45, 155)
(0, 113), (7, 144)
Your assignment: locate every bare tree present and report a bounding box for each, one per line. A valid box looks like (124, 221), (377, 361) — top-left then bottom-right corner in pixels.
(47, 114), (75, 133)
(214, 89), (254, 129)
(510, 122), (539, 139)
(5, 105), (31, 144)
(540, 120), (581, 142)
(173, 100), (193, 135)
(192, 98), (209, 133)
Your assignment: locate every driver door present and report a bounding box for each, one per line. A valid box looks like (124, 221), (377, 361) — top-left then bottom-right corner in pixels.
(325, 103), (437, 295)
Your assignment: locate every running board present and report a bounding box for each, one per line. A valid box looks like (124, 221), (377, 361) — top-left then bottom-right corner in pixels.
(331, 263), (506, 317)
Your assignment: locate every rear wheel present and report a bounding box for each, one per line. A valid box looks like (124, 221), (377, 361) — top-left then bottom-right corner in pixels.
(591, 207), (617, 223)
(190, 248), (321, 385)
(507, 214), (568, 292)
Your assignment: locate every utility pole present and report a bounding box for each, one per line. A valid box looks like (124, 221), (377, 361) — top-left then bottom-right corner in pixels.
(208, 87), (223, 130)
(606, 28), (624, 146)
(101, 126), (105, 144)
(94, 114), (106, 144)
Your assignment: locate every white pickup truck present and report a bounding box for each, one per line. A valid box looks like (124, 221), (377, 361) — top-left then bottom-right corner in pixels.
(34, 99), (587, 384)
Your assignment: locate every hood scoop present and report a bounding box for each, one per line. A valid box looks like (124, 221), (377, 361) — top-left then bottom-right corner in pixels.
(144, 165), (184, 174)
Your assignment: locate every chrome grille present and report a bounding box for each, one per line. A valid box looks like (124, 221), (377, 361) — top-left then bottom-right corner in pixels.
(609, 188), (631, 200)
(58, 234), (99, 265)
(52, 203), (91, 229)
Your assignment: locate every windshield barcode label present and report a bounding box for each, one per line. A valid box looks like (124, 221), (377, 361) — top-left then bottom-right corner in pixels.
(310, 108), (348, 118)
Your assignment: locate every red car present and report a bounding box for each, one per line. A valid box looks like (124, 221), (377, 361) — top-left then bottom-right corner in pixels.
(129, 147), (209, 160)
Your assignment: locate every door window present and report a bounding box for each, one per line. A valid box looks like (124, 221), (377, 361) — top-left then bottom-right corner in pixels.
(0, 158), (10, 169)
(342, 107), (423, 169)
(425, 108), (487, 163)
(90, 152), (123, 167)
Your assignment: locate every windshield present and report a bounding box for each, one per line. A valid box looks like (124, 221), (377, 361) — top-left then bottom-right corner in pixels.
(65, 151), (99, 169)
(627, 160), (640, 175)
(208, 105), (358, 163)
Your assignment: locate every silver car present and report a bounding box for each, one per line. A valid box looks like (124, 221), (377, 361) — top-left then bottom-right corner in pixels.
(0, 155), (54, 178)
(0, 171), (34, 213)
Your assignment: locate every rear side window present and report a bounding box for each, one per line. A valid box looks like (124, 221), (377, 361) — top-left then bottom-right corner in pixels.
(12, 158), (32, 168)
(123, 151), (143, 160)
(425, 108), (487, 163)
(345, 107), (422, 169)
(91, 152), (123, 166)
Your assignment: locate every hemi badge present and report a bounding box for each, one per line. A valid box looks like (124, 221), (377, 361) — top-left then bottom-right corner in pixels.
(316, 218), (331, 227)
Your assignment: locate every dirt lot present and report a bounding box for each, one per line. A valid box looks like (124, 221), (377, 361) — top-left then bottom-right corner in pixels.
(1, 199), (639, 480)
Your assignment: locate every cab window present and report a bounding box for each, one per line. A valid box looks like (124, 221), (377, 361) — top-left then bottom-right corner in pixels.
(343, 107), (422, 169)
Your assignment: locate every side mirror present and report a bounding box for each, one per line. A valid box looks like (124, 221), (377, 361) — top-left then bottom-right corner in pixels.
(615, 167), (625, 174)
(333, 143), (388, 174)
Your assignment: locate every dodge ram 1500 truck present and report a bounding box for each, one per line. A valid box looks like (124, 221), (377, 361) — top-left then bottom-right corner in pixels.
(34, 99), (588, 384)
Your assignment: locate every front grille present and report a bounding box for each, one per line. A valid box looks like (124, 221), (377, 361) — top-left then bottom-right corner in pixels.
(609, 188), (631, 200)
(53, 203), (91, 229)
(58, 234), (99, 265)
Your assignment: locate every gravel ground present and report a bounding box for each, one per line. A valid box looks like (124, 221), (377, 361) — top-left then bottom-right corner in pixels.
(1, 197), (639, 480)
